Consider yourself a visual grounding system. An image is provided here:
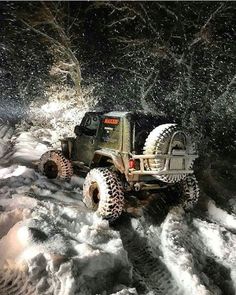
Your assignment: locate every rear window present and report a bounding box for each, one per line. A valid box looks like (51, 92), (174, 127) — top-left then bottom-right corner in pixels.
(101, 117), (121, 145)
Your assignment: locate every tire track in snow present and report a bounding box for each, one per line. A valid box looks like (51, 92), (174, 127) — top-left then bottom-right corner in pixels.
(120, 190), (236, 295)
(207, 199), (236, 231)
(117, 193), (182, 295)
(118, 218), (179, 295)
(158, 202), (236, 295)
(160, 207), (222, 295)
(194, 216), (236, 294)
(0, 124), (15, 164)
(0, 263), (37, 295)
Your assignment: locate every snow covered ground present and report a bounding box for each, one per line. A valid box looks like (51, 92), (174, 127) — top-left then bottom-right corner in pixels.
(0, 120), (236, 295)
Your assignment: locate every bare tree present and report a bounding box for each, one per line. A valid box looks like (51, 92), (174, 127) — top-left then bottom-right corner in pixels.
(89, 1), (235, 153)
(20, 2), (82, 95)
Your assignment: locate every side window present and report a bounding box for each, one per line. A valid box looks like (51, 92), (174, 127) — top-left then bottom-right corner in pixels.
(134, 120), (150, 153)
(81, 114), (99, 136)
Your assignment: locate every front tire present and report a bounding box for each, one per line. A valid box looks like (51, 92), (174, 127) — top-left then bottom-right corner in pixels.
(83, 168), (124, 222)
(38, 150), (73, 181)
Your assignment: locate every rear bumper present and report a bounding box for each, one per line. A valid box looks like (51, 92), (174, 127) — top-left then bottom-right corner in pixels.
(128, 153), (198, 176)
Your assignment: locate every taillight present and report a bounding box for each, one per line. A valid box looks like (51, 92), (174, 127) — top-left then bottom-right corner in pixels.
(129, 158), (136, 169)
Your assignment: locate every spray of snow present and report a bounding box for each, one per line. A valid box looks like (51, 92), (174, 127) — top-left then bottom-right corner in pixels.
(26, 84), (98, 146)
(207, 199), (236, 230)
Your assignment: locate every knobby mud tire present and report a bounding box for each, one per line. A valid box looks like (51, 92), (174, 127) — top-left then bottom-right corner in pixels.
(83, 168), (124, 222)
(179, 174), (200, 210)
(38, 150), (73, 181)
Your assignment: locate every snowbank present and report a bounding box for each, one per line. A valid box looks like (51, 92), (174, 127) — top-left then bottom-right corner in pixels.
(0, 171), (133, 294)
(0, 197), (133, 294)
(1, 115), (236, 295)
(207, 199), (236, 230)
(0, 124), (134, 294)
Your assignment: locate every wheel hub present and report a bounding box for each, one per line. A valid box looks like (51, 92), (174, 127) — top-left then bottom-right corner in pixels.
(89, 182), (100, 208)
(44, 160), (58, 179)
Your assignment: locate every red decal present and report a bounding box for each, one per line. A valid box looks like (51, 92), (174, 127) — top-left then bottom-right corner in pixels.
(104, 118), (119, 125)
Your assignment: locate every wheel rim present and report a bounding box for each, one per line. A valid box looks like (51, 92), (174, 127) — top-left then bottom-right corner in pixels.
(89, 182), (100, 209)
(44, 160), (58, 179)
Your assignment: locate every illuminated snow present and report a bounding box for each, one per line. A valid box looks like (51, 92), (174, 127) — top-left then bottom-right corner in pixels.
(0, 121), (235, 294)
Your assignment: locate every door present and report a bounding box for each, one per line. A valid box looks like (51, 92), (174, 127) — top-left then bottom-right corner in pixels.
(74, 113), (100, 166)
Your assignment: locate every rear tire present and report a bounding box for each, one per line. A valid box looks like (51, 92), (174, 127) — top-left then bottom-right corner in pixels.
(38, 150), (73, 181)
(83, 168), (124, 222)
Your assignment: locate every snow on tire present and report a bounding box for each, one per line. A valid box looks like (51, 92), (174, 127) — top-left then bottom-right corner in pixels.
(83, 168), (124, 222)
(38, 150), (73, 181)
(143, 124), (195, 183)
(179, 174), (200, 210)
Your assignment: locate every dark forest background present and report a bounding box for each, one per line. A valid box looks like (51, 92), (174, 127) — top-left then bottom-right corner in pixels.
(0, 1), (235, 160)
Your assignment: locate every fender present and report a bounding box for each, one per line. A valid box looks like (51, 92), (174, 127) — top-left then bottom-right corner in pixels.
(60, 137), (75, 159)
(93, 149), (125, 173)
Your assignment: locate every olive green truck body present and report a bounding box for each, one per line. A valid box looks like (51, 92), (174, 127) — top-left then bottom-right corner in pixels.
(39, 111), (199, 221)
(60, 111), (197, 190)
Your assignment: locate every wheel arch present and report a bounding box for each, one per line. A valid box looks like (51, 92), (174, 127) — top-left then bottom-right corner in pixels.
(60, 137), (75, 159)
(92, 150), (125, 173)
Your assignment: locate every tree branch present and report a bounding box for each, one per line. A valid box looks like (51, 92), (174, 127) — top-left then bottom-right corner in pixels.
(202, 3), (225, 29)
(21, 19), (66, 51)
(217, 74), (236, 101)
(156, 3), (179, 20)
(108, 66), (146, 81)
(107, 15), (137, 27)
(189, 3), (225, 48)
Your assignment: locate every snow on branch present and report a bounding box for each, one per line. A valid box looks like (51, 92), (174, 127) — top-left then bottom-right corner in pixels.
(109, 36), (148, 46)
(107, 16), (137, 27)
(156, 3), (179, 20)
(20, 2), (82, 95)
(189, 3), (225, 48)
(108, 66), (146, 81)
(202, 3), (225, 29)
(216, 74), (236, 102)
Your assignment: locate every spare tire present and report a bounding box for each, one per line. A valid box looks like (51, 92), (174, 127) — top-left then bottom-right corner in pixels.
(143, 124), (195, 183)
(38, 150), (73, 181)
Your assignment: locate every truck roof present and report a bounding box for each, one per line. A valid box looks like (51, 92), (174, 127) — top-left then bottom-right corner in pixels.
(104, 111), (130, 117)
(104, 111), (167, 120)
(85, 111), (167, 121)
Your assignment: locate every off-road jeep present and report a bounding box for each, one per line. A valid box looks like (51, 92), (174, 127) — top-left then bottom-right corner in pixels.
(38, 111), (199, 221)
